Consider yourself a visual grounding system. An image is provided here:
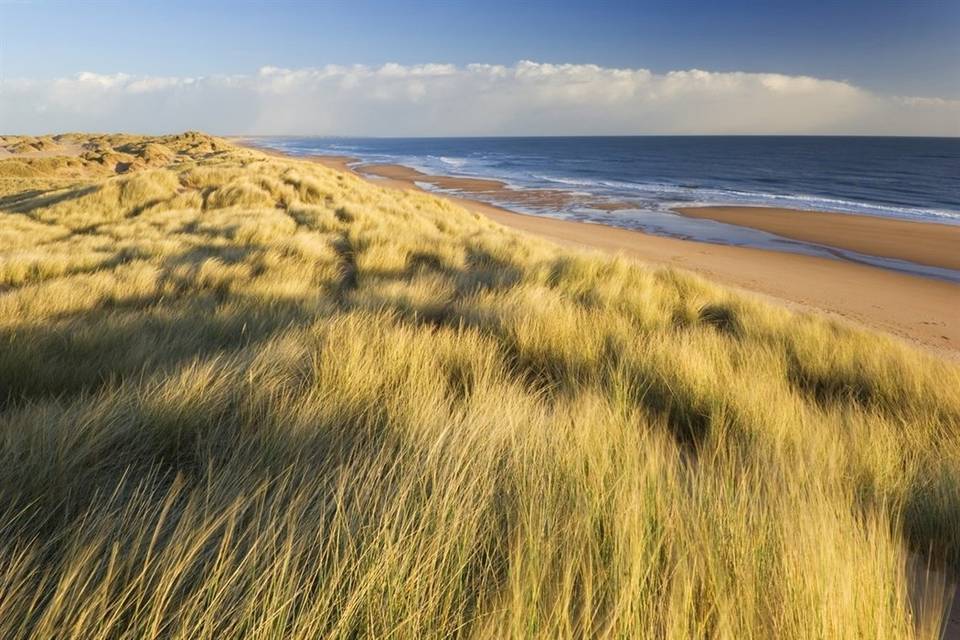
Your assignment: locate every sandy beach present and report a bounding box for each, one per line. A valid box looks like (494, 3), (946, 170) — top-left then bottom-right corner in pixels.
(251, 150), (960, 359)
(678, 206), (960, 272)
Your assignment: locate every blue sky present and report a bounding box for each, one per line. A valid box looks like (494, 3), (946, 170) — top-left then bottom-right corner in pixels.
(1, 0), (958, 135)
(4, 0), (958, 97)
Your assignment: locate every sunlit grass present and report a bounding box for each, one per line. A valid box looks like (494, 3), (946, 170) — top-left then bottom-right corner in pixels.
(0, 132), (957, 638)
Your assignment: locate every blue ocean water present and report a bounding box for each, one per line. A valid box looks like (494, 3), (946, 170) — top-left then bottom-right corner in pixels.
(256, 136), (960, 224)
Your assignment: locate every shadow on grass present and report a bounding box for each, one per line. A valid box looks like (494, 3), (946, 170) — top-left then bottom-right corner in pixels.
(0, 185), (99, 214)
(0, 296), (321, 411)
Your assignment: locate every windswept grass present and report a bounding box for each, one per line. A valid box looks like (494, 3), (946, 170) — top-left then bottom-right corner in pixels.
(0, 133), (957, 639)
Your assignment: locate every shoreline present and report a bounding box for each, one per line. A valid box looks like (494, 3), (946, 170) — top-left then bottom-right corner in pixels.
(243, 145), (960, 359)
(356, 162), (960, 278)
(677, 206), (960, 273)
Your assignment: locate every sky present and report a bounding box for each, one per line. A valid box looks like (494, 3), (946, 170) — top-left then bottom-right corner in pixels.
(1, 0), (958, 136)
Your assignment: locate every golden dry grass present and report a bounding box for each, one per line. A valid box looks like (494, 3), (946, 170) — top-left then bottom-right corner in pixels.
(0, 133), (958, 639)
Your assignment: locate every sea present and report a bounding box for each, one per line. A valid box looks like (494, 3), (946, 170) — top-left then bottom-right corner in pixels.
(253, 136), (960, 279)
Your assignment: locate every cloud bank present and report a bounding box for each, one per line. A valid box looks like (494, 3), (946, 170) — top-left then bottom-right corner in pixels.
(2, 61), (958, 136)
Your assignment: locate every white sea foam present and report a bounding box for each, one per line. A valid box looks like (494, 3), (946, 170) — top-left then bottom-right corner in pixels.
(437, 156), (468, 168)
(530, 173), (960, 223)
(530, 174), (598, 187)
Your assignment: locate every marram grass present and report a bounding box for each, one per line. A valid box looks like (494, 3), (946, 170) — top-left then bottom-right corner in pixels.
(0, 133), (957, 639)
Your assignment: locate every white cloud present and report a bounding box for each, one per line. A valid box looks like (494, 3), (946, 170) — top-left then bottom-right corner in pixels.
(1, 61), (957, 136)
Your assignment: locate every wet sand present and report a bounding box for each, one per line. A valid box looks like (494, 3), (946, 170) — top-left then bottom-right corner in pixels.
(260, 151), (960, 359)
(678, 206), (960, 272)
(362, 162), (629, 211)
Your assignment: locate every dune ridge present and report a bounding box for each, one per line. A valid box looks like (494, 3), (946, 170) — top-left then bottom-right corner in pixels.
(0, 134), (958, 639)
(302, 156), (960, 358)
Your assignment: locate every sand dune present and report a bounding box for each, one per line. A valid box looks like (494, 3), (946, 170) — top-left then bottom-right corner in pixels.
(309, 156), (960, 359)
(4, 135), (957, 638)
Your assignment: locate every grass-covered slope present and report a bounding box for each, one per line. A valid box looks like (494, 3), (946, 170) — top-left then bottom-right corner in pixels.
(0, 133), (958, 639)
